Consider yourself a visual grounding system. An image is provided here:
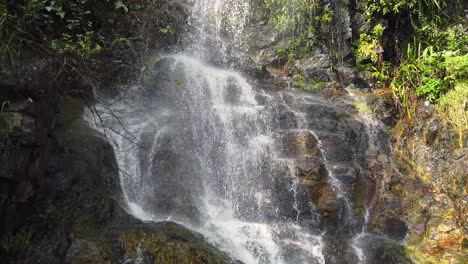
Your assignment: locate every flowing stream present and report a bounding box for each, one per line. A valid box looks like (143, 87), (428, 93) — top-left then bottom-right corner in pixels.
(95, 1), (393, 263)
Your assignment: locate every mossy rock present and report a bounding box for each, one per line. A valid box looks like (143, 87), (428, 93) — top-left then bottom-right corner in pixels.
(100, 222), (238, 264)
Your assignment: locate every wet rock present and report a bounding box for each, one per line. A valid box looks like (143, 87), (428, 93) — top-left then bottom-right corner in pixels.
(276, 110), (298, 129)
(66, 239), (108, 264)
(322, 235), (359, 264)
(107, 222), (237, 264)
(335, 64), (361, 87)
(277, 131), (319, 159)
(0, 148), (33, 182)
(366, 92), (399, 127)
(297, 54), (336, 84)
(56, 96), (84, 128)
(383, 218), (408, 240)
(296, 157), (328, 184)
(315, 135), (355, 163)
(357, 235), (413, 264)
(372, 103), (468, 263)
(318, 185), (338, 215)
(26, 227), (70, 264)
(247, 24), (284, 67)
(50, 119), (120, 232)
(138, 129), (204, 225)
(424, 121), (440, 146)
(333, 165), (359, 185)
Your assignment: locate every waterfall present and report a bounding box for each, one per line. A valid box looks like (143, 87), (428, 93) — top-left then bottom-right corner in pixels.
(94, 1), (389, 263)
(104, 54), (327, 263)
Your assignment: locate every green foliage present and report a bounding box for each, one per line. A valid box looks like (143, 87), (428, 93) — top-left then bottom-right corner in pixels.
(51, 32), (102, 59)
(437, 80), (468, 148)
(444, 53), (468, 80)
(355, 24), (385, 66)
(0, 111), (29, 148)
(358, 0), (466, 119)
(275, 29), (316, 60)
(114, 0), (129, 13)
(362, 0), (418, 16)
(159, 25), (173, 35)
(292, 73), (325, 90)
(293, 73), (306, 89)
(0, 0), (127, 68)
(263, 0), (313, 31)
(371, 62), (392, 86)
(391, 42), (467, 117)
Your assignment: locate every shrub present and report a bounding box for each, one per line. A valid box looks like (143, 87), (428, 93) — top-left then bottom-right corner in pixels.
(355, 24), (385, 67)
(0, 0), (127, 68)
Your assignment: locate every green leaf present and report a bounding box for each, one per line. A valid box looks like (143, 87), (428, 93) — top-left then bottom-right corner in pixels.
(114, 1), (128, 12)
(115, 1), (123, 9)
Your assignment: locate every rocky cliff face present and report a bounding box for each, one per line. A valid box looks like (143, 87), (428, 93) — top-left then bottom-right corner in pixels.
(369, 100), (467, 263)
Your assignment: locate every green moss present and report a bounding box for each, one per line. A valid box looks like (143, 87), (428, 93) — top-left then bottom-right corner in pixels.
(293, 73), (326, 90)
(353, 102), (373, 113)
(118, 232), (141, 259)
(143, 233), (168, 256)
(263, 0), (334, 60)
(293, 73), (306, 89)
(174, 77), (185, 86)
(310, 81), (326, 89)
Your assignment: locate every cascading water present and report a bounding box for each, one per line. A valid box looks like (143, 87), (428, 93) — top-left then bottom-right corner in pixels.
(104, 55), (327, 263)
(94, 1), (392, 263)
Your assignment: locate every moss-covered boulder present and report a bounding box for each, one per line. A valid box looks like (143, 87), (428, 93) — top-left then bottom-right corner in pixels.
(95, 222), (238, 264)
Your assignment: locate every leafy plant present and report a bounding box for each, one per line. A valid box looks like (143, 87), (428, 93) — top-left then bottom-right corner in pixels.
(371, 62), (391, 86)
(160, 25), (173, 35)
(355, 24), (385, 67)
(114, 0), (128, 13)
(50, 32), (102, 59)
(391, 39), (467, 118)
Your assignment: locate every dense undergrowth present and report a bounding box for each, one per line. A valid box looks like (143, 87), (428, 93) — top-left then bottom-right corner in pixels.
(263, 0), (467, 147)
(0, 0), (128, 67)
(358, 0), (467, 147)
